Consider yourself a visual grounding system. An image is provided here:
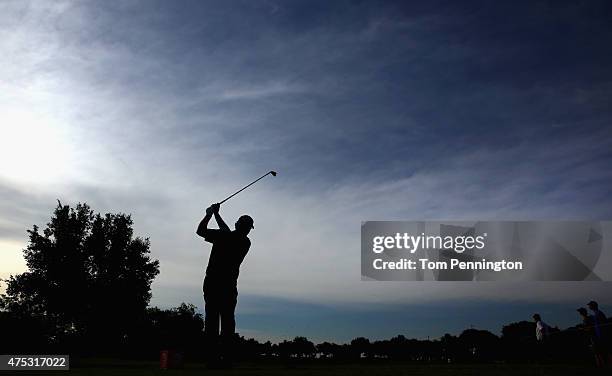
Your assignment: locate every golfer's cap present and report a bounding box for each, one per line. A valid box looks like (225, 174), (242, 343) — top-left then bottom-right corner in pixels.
(577, 307), (588, 314)
(587, 301), (598, 307)
(239, 215), (254, 229)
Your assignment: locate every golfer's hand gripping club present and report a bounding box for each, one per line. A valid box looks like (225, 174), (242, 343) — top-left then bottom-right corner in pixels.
(206, 203), (221, 215)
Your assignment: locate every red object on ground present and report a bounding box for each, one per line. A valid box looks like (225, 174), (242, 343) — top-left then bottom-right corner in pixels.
(160, 350), (184, 369)
(160, 350), (169, 369)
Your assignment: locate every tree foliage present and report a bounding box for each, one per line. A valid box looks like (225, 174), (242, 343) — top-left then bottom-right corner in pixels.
(0, 202), (159, 350)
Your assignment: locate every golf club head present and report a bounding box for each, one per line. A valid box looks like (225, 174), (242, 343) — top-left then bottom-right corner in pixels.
(270, 171), (277, 176)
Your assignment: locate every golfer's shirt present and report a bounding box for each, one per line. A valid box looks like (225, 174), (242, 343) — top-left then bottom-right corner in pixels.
(203, 229), (251, 285)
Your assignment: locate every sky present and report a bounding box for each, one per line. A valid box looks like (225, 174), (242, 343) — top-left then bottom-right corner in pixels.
(1, 0), (612, 343)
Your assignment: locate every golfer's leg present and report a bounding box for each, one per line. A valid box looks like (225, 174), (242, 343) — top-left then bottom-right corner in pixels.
(203, 281), (221, 362)
(220, 287), (238, 362)
(220, 287), (238, 336)
(220, 307), (236, 338)
(204, 298), (220, 338)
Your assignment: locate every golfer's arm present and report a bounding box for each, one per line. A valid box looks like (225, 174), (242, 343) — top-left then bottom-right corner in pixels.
(196, 213), (213, 237)
(214, 212), (231, 232)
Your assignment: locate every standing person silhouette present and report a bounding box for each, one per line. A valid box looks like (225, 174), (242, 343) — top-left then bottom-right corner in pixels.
(577, 307), (605, 367)
(532, 313), (551, 361)
(196, 203), (254, 368)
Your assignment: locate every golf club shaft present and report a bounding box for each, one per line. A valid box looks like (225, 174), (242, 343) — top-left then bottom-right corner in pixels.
(219, 171), (275, 204)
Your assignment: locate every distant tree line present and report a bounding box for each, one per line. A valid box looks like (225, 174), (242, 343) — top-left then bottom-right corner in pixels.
(0, 300), (596, 364)
(0, 203), (598, 364)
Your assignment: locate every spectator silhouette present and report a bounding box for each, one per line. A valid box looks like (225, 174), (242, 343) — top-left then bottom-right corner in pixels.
(532, 313), (551, 361)
(197, 203), (254, 368)
(587, 301), (608, 328)
(587, 300), (611, 364)
(533, 313), (550, 342)
(577, 307), (605, 367)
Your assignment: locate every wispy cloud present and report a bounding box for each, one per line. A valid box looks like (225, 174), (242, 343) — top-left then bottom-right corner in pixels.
(216, 81), (308, 100)
(1, 0), (612, 340)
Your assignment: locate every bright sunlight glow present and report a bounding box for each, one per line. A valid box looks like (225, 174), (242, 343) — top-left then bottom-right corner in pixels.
(0, 108), (70, 185)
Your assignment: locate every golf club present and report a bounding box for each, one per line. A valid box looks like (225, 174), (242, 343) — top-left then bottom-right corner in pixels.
(218, 170), (277, 204)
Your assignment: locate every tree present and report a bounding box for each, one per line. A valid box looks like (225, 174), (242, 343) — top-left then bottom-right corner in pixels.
(316, 341), (353, 360)
(277, 337), (316, 359)
(350, 337), (371, 359)
(141, 303), (204, 358)
(501, 320), (536, 362)
(458, 329), (500, 361)
(0, 202), (159, 352)
(292, 336), (316, 358)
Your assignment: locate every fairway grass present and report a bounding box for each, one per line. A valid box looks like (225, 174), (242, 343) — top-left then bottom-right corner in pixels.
(4, 359), (609, 376)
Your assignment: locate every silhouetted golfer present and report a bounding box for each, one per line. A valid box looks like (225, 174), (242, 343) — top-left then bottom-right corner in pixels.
(197, 203), (253, 367)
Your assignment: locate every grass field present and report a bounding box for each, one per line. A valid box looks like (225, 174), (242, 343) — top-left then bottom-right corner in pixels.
(3, 359), (609, 376)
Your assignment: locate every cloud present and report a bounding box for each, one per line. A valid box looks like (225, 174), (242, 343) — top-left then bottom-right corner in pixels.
(215, 81), (309, 100)
(1, 0), (612, 340)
